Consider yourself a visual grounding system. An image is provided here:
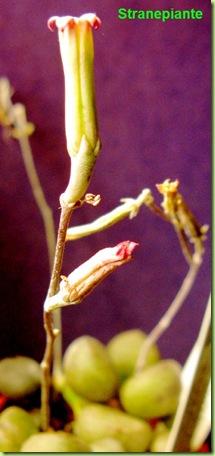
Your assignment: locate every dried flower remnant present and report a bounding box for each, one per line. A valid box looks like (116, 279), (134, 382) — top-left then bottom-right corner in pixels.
(48, 14), (101, 206)
(45, 241), (138, 311)
(136, 179), (208, 372)
(0, 79), (35, 139)
(10, 104), (35, 139)
(156, 179), (208, 263)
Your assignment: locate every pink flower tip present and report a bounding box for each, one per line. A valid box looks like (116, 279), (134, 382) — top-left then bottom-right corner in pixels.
(80, 13), (101, 29)
(48, 14), (101, 32)
(115, 241), (139, 260)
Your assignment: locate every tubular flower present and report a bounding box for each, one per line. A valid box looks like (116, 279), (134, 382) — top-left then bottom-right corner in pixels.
(45, 241), (138, 311)
(48, 14), (101, 205)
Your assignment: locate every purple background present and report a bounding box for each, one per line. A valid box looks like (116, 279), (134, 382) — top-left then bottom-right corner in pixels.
(0, 0), (211, 365)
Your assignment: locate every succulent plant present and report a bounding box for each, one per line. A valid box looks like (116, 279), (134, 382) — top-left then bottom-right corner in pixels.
(63, 335), (118, 402)
(72, 402), (152, 452)
(0, 356), (41, 398)
(107, 328), (160, 381)
(120, 359), (181, 419)
(90, 437), (125, 452)
(150, 422), (170, 452)
(20, 431), (90, 452)
(0, 406), (38, 451)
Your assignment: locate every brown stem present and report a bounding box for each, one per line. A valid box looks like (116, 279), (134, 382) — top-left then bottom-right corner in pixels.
(148, 201), (193, 263)
(40, 311), (56, 430)
(148, 200), (170, 222)
(41, 204), (73, 431)
(47, 205), (73, 296)
(176, 228), (193, 265)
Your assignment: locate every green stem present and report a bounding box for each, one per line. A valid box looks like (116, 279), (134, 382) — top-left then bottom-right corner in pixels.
(66, 189), (153, 241)
(54, 371), (88, 417)
(62, 384), (88, 416)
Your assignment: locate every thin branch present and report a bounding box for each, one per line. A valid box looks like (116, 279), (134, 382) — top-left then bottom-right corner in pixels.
(176, 229), (193, 265)
(47, 206), (73, 297)
(40, 311), (56, 430)
(135, 257), (202, 372)
(147, 200), (170, 222)
(12, 105), (55, 274)
(66, 189), (153, 241)
(13, 105), (63, 375)
(0, 83), (63, 375)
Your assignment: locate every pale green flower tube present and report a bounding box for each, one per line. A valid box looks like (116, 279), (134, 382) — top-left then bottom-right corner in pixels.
(48, 14), (101, 205)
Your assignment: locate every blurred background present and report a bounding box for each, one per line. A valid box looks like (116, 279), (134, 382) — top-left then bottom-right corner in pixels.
(0, 0), (211, 364)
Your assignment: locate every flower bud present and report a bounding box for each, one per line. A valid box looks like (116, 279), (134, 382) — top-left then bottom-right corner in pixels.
(48, 14), (101, 204)
(45, 241), (138, 311)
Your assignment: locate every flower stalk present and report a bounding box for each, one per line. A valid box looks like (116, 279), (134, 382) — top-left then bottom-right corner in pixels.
(40, 14), (102, 430)
(66, 189), (153, 241)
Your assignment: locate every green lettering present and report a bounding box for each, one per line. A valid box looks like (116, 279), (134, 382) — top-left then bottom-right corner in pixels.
(128, 9), (136, 19)
(195, 10), (203, 19)
(190, 9), (196, 19)
(118, 8), (127, 19)
(145, 10), (154, 19)
(117, 7), (203, 23)
(174, 10), (182, 20)
(154, 11), (162, 19)
(170, 8), (175, 19)
(138, 10), (145, 19)
(182, 10), (191, 19)
(162, 10), (171, 22)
